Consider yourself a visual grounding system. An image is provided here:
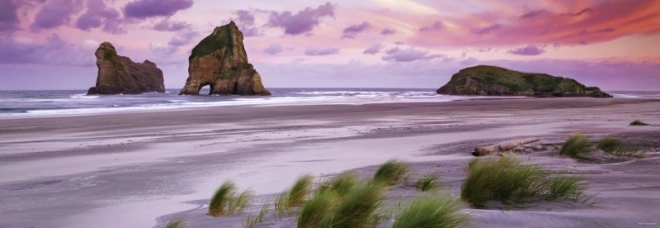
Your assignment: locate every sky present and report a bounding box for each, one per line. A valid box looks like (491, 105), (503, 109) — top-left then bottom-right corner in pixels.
(0, 0), (659, 91)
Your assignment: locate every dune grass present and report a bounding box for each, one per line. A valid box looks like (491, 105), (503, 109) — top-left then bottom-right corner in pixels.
(597, 137), (622, 153)
(288, 174), (314, 207)
(245, 204), (269, 228)
(559, 134), (590, 158)
(317, 172), (360, 197)
(209, 181), (237, 216)
(545, 175), (587, 202)
(461, 156), (587, 208)
(609, 147), (647, 158)
(297, 191), (339, 228)
(597, 137), (646, 158)
(274, 191), (290, 219)
(274, 174), (315, 219)
(165, 219), (184, 228)
(630, 120), (649, 126)
(228, 190), (252, 214)
(392, 196), (468, 228)
(322, 182), (387, 228)
(208, 181), (252, 217)
(415, 173), (441, 192)
(374, 159), (409, 185)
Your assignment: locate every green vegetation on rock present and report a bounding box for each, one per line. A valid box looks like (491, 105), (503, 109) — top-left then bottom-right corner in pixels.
(437, 65), (611, 97)
(189, 22), (247, 62)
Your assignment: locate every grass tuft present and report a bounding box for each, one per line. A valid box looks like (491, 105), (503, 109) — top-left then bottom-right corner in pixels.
(597, 137), (622, 153)
(274, 191), (290, 219)
(415, 173), (441, 192)
(559, 134), (590, 158)
(392, 196), (469, 228)
(318, 172), (360, 197)
(208, 181), (252, 217)
(597, 137), (646, 158)
(288, 174), (314, 207)
(228, 190), (252, 214)
(165, 219), (184, 228)
(209, 181), (237, 216)
(374, 159), (409, 185)
(545, 175), (587, 202)
(609, 147), (647, 158)
(322, 182), (387, 228)
(297, 191), (339, 228)
(245, 204), (269, 228)
(630, 120), (649, 126)
(461, 156), (587, 208)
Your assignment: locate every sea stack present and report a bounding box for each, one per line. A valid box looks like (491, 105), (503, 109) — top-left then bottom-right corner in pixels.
(87, 42), (165, 95)
(179, 21), (271, 96)
(436, 65), (612, 98)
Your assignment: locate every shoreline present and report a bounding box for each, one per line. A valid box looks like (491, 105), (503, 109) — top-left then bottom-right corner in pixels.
(0, 98), (658, 227)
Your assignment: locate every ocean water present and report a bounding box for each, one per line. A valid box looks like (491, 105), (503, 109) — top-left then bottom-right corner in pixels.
(0, 89), (656, 118)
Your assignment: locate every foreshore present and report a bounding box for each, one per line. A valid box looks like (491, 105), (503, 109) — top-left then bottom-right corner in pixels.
(1, 98), (659, 227)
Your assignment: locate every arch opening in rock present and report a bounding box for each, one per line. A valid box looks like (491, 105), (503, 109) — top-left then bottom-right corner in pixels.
(198, 84), (214, 95)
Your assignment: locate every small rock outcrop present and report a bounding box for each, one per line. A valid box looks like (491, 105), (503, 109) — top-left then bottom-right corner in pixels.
(87, 42), (165, 95)
(179, 21), (271, 96)
(436, 65), (612, 98)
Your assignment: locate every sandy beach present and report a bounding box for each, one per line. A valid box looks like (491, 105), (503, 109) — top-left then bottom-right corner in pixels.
(1, 98), (659, 228)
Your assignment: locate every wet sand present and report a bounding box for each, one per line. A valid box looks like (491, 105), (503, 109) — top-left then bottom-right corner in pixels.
(0, 98), (659, 228)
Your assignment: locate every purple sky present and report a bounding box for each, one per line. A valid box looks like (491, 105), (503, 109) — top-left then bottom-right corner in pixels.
(1, 0), (659, 90)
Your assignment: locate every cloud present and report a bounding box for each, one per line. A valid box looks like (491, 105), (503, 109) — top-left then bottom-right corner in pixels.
(381, 28), (396, 35)
(305, 46), (339, 56)
(362, 43), (382, 55)
(75, 0), (122, 32)
(153, 19), (190, 31)
(341, 21), (371, 39)
(419, 21), (443, 32)
(263, 43), (283, 55)
(382, 47), (443, 62)
(478, 47), (492, 52)
(560, 8), (594, 17)
(0, 0), (20, 32)
(267, 2), (335, 35)
(150, 29), (198, 55)
(123, 0), (193, 19)
(507, 45), (545, 56)
(519, 10), (546, 19)
(0, 34), (95, 66)
(471, 23), (502, 35)
(410, 1), (660, 47)
(30, 0), (84, 32)
(232, 10), (261, 37)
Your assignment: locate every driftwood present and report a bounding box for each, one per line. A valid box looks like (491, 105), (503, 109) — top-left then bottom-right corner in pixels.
(473, 138), (540, 156)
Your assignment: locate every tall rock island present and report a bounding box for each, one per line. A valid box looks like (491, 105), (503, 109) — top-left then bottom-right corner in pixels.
(179, 22), (270, 96)
(436, 65), (612, 98)
(87, 42), (165, 95)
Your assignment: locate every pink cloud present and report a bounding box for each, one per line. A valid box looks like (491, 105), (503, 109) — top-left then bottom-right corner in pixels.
(362, 43), (382, 55)
(123, 0), (193, 19)
(341, 21), (371, 39)
(267, 2), (335, 35)
(409, 0), (660, 47)
(419, 21), (443, 32)
(31, 0), (84, 32)
(381, 28), (396, 35)
(507, 45), (545, 56)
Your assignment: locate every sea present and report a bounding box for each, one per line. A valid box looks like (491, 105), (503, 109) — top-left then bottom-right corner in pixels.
(0, 88), (657, 118)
